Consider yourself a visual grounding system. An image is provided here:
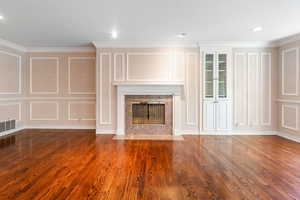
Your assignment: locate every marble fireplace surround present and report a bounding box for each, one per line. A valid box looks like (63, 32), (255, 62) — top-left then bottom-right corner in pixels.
(114, 82), (184, 135)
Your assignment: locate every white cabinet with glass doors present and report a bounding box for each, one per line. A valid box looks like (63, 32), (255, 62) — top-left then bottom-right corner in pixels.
(203, 51), (232, 131)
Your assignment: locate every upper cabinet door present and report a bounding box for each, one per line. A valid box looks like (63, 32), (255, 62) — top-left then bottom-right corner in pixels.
(217, 53), (228, 99)
(204, 53), (215, 99)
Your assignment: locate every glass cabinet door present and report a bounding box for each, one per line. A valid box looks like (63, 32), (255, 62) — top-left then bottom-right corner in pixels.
(218, 54), (227, 98)
(205, 54), (214, 98)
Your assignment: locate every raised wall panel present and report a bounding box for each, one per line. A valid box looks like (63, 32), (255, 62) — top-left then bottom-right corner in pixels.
(0, 51), (21, 94)
(0, 103), (21, 121)
(174, 51), (185, 81)
(185, 53), (198, 126)
(30, 101), (59, 120)
(113, 53), (125, 81)
(30, 57), (59, 94)
(261, 53), (272, 126)
(247, 53), (259, 126)
(234, 53), (247, 126)
(282, 48), (299, 96)
(281, 104), (298, 131)
(216, 102), (230, 130)
(68, 101), (96, 121)
(127, 53), (171, 81)
(99, 53), (112, 125)
(68, 57), (96, 94)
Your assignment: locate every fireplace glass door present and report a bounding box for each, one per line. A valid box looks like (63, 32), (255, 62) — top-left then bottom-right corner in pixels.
(132, 102), (165, 124)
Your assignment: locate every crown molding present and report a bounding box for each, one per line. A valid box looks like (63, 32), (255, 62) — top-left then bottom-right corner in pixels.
(92, 41), (199, 48)
(26, 46), (96, 53)
(272, 33), (300, 47)
(0, 38), (27, 52)
(93, 40), (277, 48)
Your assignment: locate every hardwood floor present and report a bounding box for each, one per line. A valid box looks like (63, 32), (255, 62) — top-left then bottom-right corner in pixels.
(0, 130), (300, 200)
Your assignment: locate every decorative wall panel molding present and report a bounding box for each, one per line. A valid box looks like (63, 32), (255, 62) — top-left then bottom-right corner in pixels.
(281, 48), (299, 96)
(113, 53), (126, 81)
(126, 52), (172, 81)
(0, 51), (22, 94)
(30, 57), (59, 94)
(234, 53), (247, 126)
(99, 52), (112, 125)
(68, 57), (96, 94)
(68, 101), (96, 121)
(281, 104), (299, 131)
(30, 101), (59, 120)
(0, 103), (21, 121)
(261, 52), (272, 126)
(185, 52), (198, 126)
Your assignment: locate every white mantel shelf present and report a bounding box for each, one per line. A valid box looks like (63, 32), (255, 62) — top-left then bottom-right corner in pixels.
(112, 81), (185, 86)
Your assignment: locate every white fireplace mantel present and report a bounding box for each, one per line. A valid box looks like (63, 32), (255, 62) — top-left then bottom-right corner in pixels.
(116, 84), (184, 135)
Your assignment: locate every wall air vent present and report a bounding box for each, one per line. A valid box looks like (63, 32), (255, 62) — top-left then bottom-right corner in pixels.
(0, 119), (16, 134)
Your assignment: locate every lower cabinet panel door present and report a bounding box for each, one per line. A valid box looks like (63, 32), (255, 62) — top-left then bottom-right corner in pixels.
(203, 102), (215, 130)
(216, 102), (232, 130)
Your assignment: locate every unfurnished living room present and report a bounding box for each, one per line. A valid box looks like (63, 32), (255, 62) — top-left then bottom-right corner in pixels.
(0, 0), (300, 199)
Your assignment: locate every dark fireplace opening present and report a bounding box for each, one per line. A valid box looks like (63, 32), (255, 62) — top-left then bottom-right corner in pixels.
(132, 102), (165, 124)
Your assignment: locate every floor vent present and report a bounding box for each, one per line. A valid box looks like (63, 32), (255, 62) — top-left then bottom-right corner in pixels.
(0, 120), (16, 133)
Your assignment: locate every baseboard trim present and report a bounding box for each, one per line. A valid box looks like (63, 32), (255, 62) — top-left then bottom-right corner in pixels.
(96, 129), (116, 134)
(200, 130), (277, 135)
(24, 126), (96, 130)
(276, 132), (300, 143)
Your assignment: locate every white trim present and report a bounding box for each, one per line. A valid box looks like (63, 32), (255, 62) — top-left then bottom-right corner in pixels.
(113, 53), (126, 81)
(99, 52), (112, 125)
(281, 104), (299, 131)
(67, 57), (96, 94)
(96, 129), (116, 134)
(274, 33), (300, 47)
(29, 57), (60, 94)
(277, 131), (300, 143)
(24, 126), (96, 130)
(92, 41), (275, 48)
(0, 51), (22, 94)
(29, 101), (59, 121)
(281, 48), (299, 96)
(247, 53), (260, 126)
(126, 52), (172, 82)
(200, 130), (277, 135)
(0, 97), (95, 101)
(234, 52), (247, 126)
(26, 46), (96, 53)
(0, 38), (27, 52)
(68, 101), (96, 121)
(277, 99), (300, 104)
(261, 52), (272, 126)
(185, 52), (198, 126)
(0, 102), (22, 121)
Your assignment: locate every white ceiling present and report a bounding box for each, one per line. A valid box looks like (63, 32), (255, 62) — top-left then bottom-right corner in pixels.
(0, 0), (300, 47)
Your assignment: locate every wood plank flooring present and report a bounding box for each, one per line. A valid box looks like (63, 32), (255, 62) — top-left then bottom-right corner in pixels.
(0, 130), (300, 200)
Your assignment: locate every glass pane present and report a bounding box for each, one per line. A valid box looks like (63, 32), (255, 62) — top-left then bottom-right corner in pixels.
(205, 54), (214, 98)
(218, 54), (227, 98)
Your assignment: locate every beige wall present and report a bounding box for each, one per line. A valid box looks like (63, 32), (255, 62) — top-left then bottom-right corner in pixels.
(277, 40), (300, 140)
(232, 48), (278, 131)
(0, 45), (26, 127)
(0, 49), (97, 129)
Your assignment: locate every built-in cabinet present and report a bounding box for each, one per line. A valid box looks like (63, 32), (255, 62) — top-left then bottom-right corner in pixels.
(202, 50), (232, 131)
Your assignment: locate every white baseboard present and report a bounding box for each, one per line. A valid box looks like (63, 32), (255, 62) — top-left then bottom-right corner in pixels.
(276, 132), (300, 143)
(24, 125), (96, 130)
(174, 129), (200, 135)
(200, 130), (277, 135)
(96, 129), (116, 134)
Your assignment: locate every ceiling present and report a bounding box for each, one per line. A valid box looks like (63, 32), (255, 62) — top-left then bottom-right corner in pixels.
(0, 0), (300, 47)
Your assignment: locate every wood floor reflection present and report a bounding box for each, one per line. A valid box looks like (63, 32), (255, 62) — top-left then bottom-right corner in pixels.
(0, 130), (299, 200)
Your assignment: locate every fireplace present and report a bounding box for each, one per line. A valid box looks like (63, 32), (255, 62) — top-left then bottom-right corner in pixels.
(125, 95), (172, 135)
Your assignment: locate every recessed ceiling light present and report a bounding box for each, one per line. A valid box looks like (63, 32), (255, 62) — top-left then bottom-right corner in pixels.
(252, 26), (263, 32)
(177, 33), (187, 38)
(0, 15), (4, 20)
(111, 30), (118, 39)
